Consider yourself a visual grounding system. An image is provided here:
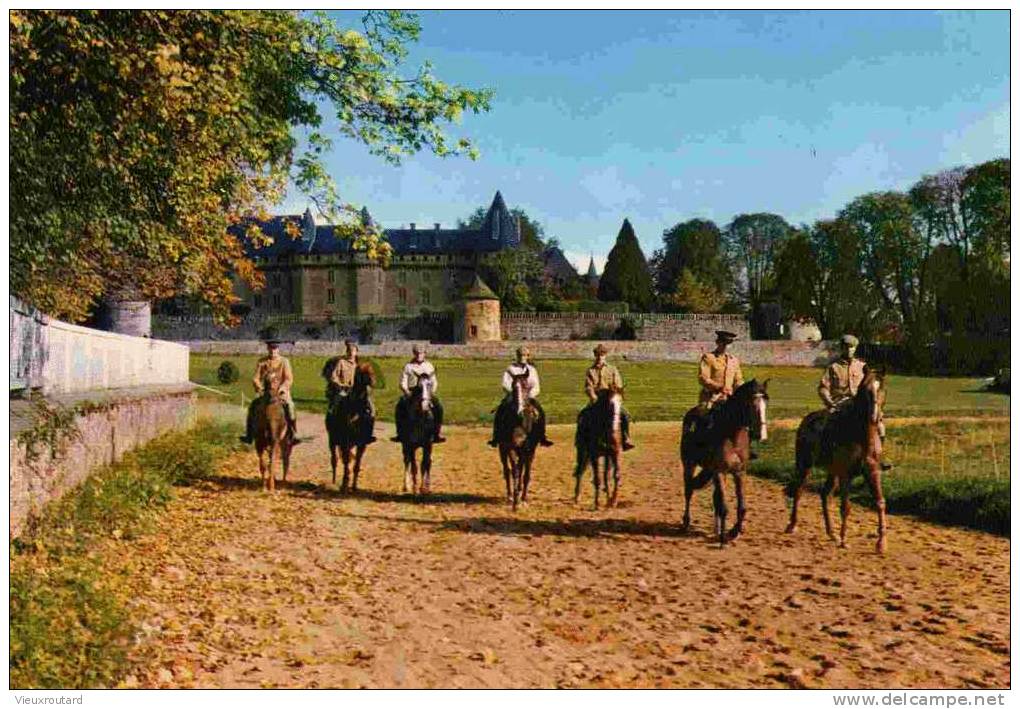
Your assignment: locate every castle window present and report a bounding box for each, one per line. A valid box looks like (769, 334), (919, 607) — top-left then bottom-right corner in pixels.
(420, 288), (431, 305)
(271, 272), (281, 287)
(398, 287), (407, 305)
(470, 325), (478, 337)
(327, 289), (335, 304)
(273, 293), (281, 309)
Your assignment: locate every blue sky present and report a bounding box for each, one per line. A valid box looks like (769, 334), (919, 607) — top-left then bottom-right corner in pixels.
(280, 10), (1009, 273)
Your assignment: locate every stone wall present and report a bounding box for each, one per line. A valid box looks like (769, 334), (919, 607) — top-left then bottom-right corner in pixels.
(11, 297), (189, 396)
(10, 385), (195, 538)
(500, 312), (750, 341)
(153, 312), (454, 344)
(187, 338), (838, 367)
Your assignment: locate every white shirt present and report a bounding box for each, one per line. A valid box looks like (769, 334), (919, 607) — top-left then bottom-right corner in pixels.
(400, 360), (437, 396)
(502, 362), (540, 398)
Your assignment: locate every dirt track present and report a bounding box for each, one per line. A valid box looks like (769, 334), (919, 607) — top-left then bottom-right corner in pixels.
(118, 413), (1009, 688)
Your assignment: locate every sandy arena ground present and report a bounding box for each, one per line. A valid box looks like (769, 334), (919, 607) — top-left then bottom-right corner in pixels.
(117, 413), (1010, 688)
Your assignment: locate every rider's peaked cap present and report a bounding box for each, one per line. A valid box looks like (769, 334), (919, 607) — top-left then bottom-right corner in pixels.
(840, 334), (859, 347)
(593, 343), (609, 356)
(715, 330), (738, 343)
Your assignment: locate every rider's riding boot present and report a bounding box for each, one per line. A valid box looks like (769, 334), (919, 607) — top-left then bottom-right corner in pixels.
(288, 418), (302, 446)
(433, 427), (447, 444)
(621, 413), (635, 451)
(239, 405), (256, 444)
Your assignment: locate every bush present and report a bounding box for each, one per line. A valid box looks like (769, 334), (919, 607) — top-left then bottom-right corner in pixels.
(614, 316), (639, 340)
(359, 316), (378, 344)
(304, 325), (323, 340)
(217, 360), (239, 384)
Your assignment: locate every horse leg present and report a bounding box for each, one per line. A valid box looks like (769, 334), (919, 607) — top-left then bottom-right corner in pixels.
(421, 445), (432, 495)
(820, 470), (837, 541)
(500, 448), (513, 504)
(268, 443), (277, 493)
(352, 446), (365, 492)
(282, 441), (292, 485)
(521, 453), (533, 504)
(838, 467), (852, 549)
(573, 447), (586, 504)
(591, 453), (601, 511)
(729, 470), (747, 540)
(681, 457), (695, 531)
(511, 453), (521, 512)
(785, 464), (811, 534)
(257, 445), (268, 491)
(340, 447), (352, 494)
(330, 444), (339, 486)
(402, 445), (412, 494)
(713, 473), (728, 548)
(865, 461), (887, 554)
(608, 453), (620, 508)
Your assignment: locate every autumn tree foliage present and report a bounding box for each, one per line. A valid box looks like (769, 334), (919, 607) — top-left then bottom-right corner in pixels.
(10, 10), (492, 322)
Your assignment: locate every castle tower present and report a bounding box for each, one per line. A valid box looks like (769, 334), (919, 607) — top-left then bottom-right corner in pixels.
(454, 275), (501, 342)
(586, 255), (600, 294)
(481, 191), (520, 249)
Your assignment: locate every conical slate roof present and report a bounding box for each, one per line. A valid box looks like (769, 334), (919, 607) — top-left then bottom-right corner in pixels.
(462, 274), (499, 300)
(587, 255), (598, 278)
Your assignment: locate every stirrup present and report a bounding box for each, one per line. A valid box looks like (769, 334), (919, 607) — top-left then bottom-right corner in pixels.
(433, 435), (447, 443)
(487, 440), (498, 448)
(540, 438), (554, 447)
(622, 440), (635, 451)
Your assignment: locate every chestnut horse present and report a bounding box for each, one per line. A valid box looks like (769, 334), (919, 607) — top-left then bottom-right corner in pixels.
(679, 379), (769, 546)
(573, 386), (624, 510)
(325, 362), (376, 494)
(496, 371), (543, 510)
(253, 375), (293, 492)
(785, 366), (888, 553)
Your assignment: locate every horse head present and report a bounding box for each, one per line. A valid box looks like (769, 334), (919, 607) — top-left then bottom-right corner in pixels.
(261, 375), (281, 404)
(414, 372), (434, 414)
(733, 378), (770, 441)
(860, 365), (886, 425)
(510, 371), (530, 415)
(355, 362), (376, 392)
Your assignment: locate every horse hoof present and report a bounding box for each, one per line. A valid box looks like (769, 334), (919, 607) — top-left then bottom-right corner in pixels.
(838, 540), (848, 549)
(876, 538), (887, 555)
(784, 523), (797, 534)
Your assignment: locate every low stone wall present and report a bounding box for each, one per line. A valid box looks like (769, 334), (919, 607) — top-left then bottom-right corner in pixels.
(11, 297), (190, 395)
(500, 312), (750, 341)
(186, 339), (838, 367)
(153, 313), (454, 343)
(9, 385), (195, 538)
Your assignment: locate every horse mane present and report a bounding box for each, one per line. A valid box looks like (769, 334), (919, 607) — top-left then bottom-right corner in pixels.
(707, 379), (759, 436)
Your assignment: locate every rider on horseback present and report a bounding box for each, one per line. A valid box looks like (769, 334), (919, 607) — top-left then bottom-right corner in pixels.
(239, 329), (300, 445)
(390, 344), (446, 444)
(326, 340), (377, 444)
(583, 344), (634, 450)
(684, 330), (754, 457)
(488, 345), (554, 448)
(819, 334), (891, 470)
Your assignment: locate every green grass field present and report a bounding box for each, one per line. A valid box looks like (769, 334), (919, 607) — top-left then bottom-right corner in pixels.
(751, 420), (1010, 535)
(191, 354), (1009, 424)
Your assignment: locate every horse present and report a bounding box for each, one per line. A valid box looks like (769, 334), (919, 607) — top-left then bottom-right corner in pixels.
(784, 366), (888, 553)
(324, 362), (376, 494)
(253, 375), (294, 492)
(400, 372), (437, 496)
(573, 385), (625, 510)
(679, 379), (769, 547)
(495, 371), (543, 510)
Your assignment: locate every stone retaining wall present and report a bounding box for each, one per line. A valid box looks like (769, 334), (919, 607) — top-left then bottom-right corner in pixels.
(500, 312), (750, 341)
(186, 339), (838, 367)
(9, 385), (195, 538)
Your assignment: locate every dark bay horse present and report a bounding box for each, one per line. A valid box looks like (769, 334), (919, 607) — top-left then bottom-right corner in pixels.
(325, 362), (376, 494)
(574, 386), (624, 510)
(253, 375), (293, 492)
(679, 379), (769, 546)
(400, 372), (437, 495)
(496, 371), (543, 510)
(785, 366), (888, 553)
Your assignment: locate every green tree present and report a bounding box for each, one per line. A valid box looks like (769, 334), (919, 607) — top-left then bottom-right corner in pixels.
(598, 218), (655, 311)
(722, 213), (792, 309)
(10, 10), (492, 322)
(840, 191), (936, 348)
(478, 248), (547, 311)
(664, 269), (726, 314)
(649, 218), (731, 306)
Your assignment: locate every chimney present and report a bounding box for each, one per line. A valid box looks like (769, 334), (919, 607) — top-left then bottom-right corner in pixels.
(410, 223), (416, 231)
(434, 223), (441, 231)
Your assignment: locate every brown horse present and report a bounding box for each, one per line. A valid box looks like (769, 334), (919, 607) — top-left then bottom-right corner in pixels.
(573, 385), (624, 510)
(680, 379), (769, 546)
(325, 362), (376, 494)
(253, 375), (293, 492)
(496, 371), (543, 510)
(785, 366), (888, 553)
(400, 372), (437, 496)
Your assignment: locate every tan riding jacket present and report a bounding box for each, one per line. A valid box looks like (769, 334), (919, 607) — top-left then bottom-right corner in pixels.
(585, 362), (623, 403)
(330, 356), (358, 389)
(698, 351), (744, 407)
(818, 357), (866, 408)
(253, 355), (294, 398)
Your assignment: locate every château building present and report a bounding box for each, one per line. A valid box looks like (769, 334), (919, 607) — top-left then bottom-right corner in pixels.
(235, 191), (551, 318)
